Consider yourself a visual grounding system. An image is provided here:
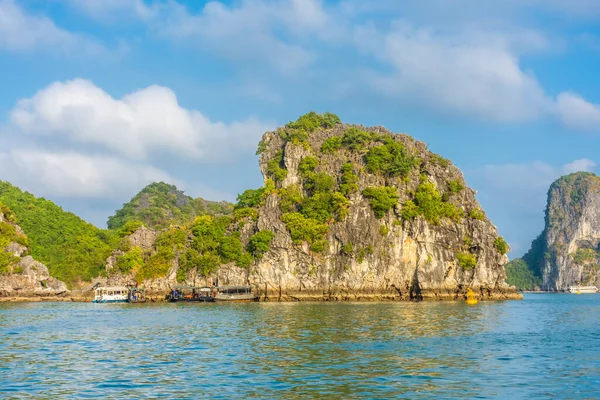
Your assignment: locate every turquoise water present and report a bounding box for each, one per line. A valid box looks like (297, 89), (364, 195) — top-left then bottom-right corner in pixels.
(1, 294), (599, 399)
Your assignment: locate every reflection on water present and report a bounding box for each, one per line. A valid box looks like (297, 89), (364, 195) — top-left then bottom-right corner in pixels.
(1, 295), (600, 398)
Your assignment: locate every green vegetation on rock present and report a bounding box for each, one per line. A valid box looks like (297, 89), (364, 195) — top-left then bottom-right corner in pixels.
(279, 184), (303, 213)
(305, 173), (335, 195)
(342, 127), (372, 151)
(505, 258), (542, 290)
(320, 136), (342, 153)
(247, 230), (275, 261)
(281, 112), (341, 145)
(456, 252), (477, 270)
(365, 139), (419, 177)
(115, 246), (144, 275)
(176, 215), (253, 282)
(108, 182), (231, 230)
(0, 181), (117, 285)
(267, 151), (288, 183)
(469, 209), (486, 220)
(401, 179), (463, 225)
(362, 187), (399, 218)
(550, 172), (600, 212)
(447, 180), (464, 194)
(298, 156), (319, 177)
(339, 163), (359, 197)
(282, 212), (329, 251)
(571, 248), (598, 265)
(236, 188), (265, 209)
(494, 237), (509, 255)
(0, 204), (24, 275)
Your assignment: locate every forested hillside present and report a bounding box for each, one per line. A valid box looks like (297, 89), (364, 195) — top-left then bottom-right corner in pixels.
(107, 182), (232, 230)
(0, 182), (117, 285)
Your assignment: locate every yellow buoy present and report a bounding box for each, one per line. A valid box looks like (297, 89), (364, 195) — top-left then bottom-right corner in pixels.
(466, 288), (478, 305)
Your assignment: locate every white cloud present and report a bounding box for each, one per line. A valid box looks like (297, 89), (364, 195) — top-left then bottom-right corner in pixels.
(556, 92), (600, 132)
(157, 0), (333, 73)
(0, 149), (176, 198)
(0, 0), (103, 54)
(60, 0), (157, 21)
(563, 158), (597, 174)
(355, 23), (552, 122)
(10, 78), (274, 162)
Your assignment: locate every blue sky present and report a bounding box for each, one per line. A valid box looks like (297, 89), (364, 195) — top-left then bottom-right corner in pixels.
(1, 0), (600, 256)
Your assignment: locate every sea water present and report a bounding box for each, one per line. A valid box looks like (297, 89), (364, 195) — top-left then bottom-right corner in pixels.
(1, 294), (599, 399)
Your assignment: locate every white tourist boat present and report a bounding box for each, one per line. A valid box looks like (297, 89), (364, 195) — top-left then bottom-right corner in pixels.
(93, 286), (129, 303)
(568, 285), (598, 294)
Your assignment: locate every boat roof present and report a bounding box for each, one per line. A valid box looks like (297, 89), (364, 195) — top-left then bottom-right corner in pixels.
(217, 285), (253, 290)
(96, 286), (128, 291)
(172, 285), (212, 290)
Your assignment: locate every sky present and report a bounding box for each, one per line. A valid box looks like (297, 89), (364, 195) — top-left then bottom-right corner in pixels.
(1, 0), (600, 257)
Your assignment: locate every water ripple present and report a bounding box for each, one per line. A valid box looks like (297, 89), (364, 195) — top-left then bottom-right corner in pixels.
(1, 295), (600, 398)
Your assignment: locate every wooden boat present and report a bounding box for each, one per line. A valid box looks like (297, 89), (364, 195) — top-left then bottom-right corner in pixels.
(128, 287), (146, 303)
(214, 285), (258, 302)
(93, 286), (129, 303)
(165, 286), (215, 302)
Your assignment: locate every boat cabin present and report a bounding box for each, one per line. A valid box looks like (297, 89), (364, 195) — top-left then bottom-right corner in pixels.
(93, 286), (129, 303)
(215, 285), (257, 302)
(128, 287), (146, 303)
(165, 286), (215, 302)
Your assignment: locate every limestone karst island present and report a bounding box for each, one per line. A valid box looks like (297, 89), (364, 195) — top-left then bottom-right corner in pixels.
(2, 112), (525, 301)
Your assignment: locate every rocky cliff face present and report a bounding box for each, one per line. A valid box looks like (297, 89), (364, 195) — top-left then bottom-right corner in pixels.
(103, 114), (519, 300)
(533, 172), (600, 291)
(0, 208), (68, 297)
(245, 119), (517, 300)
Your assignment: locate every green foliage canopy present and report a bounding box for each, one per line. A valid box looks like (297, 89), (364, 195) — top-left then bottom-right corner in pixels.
(365, 139), (419, 177)
(456, 252), (477, 270)
(108, 182), (231, 230)
(267, 151), (288, 182)
(401, 179), (463, 225)
(247, 230), (275, 260)
(505, 258), (542, 290)
(494, 237), (509, 255)
(362, 187), (399, 218)
(0, 181), (118, 285)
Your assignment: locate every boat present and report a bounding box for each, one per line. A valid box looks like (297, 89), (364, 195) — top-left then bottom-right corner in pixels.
(165, 286), (215, 302)
(568, 285), (598, 294)
(93, 286), (129, 303)
(214, 285), (258, 302)
(128, 287), (146, 303)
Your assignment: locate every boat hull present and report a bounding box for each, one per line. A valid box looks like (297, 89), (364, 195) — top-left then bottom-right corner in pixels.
(214, 295), (259, 302)
(93, 299), (128, 303)
(166, 296), (215, 303)
(568, 286), (598, 294)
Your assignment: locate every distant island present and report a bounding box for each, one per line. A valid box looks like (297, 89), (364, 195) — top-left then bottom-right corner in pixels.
(507, 172), (600, 291)
(0, 112), (521, 301)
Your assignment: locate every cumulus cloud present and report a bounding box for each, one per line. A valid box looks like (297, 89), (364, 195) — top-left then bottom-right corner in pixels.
(0, 149), (177, 198)
(10, 79), (274, 162)
(0, 0), (103, 54)
(556, 92), (600, 133)
(355, 23), (552, 122)
(156, 0), (334, 73)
